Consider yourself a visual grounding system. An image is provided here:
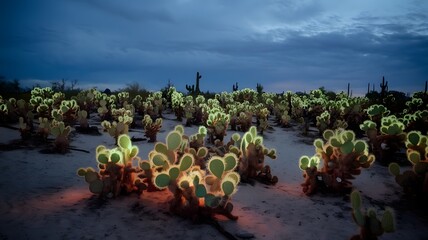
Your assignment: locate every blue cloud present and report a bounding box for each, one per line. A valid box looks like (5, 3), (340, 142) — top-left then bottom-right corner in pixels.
(0, 0), (427, 94)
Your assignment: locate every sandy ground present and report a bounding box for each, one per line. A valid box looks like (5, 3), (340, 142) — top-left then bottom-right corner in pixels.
(0, 114), (426, 240)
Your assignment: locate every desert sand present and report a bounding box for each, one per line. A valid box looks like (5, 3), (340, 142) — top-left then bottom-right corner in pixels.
(0, 113), (426, 240)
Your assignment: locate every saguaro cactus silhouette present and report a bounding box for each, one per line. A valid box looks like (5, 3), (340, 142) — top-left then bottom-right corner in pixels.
(186, 72), (202, 95)
(232, 82), (238, 91)
(380, 76), (388, 99)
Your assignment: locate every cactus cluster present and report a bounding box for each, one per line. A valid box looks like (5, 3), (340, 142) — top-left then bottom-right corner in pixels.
(183, 95), (196, 126)
(239, 126), (278, 184)
(9, 82), (428, 236)
(255, 107), (270, 135)
(77, 110), (89, 128)
(366, 104), (390, 124)
(299, 129), (374, 195)
(350, 190), (395, 240)
(389, 131), (428, 200)
(272, 98), (291, 128)
(145, 91), (164, 118)
(135, 126), (240, 220)
(235, 109), (253, 132)
(142, 114), (162, 142)
(171, 91), (185, 121)
(56, 99), (80, 125)
(101, 107), (133, 141)
(73, 89), (98, 114)
(97, 99), (111, 120)
(117, 91), (129, 107)
(206, 109), (230, 143)
(78, 134), (145, 198)
(50, 120), (71, 153)
(37, 117), (50, 140)
(316, 111), (331, 135)
(360, 115), (406, 164)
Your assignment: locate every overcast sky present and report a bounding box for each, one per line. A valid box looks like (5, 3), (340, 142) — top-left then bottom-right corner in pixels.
(1, 0), (427, 95)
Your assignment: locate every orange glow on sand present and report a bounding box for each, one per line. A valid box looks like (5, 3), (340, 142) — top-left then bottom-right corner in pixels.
(10, 187), (91, 217)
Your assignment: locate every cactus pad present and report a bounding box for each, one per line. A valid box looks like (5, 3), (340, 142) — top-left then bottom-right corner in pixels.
(118, 134), (132, 149)
(208, 158), (225, 179)
(195, 184), (207, 197)
(89, 179), (103, 194)
(388, 163), (400, 176)
(166, 131), (182, 150)
(381, 208), (395, 233)
(221, 181), (235, 196)
(224, 153), (238, 171)
(154, 173), (170, 189)
(139, 160), (151, 170)
(179, 153), (194, 172)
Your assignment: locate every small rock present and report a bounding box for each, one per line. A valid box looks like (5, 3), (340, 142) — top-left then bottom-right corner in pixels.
(236, 231), (255, 239)
(276, 213), (281, 218)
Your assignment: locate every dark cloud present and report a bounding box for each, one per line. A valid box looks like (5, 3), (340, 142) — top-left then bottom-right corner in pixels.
(0, 0), (427, 94)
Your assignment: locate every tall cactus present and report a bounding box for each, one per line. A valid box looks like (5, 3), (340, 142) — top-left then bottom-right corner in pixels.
(186, 72), (202, 95)
(232, 82), (238, 91)
(380, 76), (388, 100)
(347, 82), (350, 97)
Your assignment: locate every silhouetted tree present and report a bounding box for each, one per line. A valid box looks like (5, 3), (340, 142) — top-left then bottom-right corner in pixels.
(104, 88), (111, 95)
(51, 79), (66, 92)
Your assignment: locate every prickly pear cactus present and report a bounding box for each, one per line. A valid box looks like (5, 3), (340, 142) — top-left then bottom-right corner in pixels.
(78, 134), (145, 198)
(239, 126), (278, 185)
(138, 125), (186, 191)
(206, 109), (230, 143)
(189, 126), (207, 150)
(50, 120), (71, 153)
(366, 104), (390, 124)
(205, 153), (240, 194)
(256, 107), (270, 135)
(139, 125), (240, 221)
(299, 155), (321, 195)
(18, 116), (31, 140)
(142, 114), (162, 142)
(77, 110), (89, 128)
(101, 113), (132, 142)
(77, 167), (104, 195)
(58, 99), (80, 125)
(316, 111), (331, 135)
(350, 190), (395, 240)
(37, 117), (50, 140)
(237, 111), (253, 132)
(389, 131), (428, 200)
(171, 91), (184, 121)
(360, 115), (406, 164)
(299, 129), (375, 195)
(97, 99), (110, 120)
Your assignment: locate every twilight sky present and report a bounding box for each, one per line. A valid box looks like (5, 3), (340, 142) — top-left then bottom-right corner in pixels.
(1, 0), (427, 95)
